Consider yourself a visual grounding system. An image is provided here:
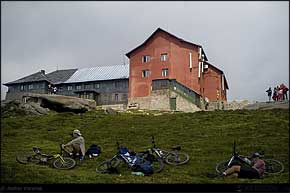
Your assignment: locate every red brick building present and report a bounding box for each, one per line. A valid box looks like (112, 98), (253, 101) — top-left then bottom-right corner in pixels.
(126, 28), (228, 111)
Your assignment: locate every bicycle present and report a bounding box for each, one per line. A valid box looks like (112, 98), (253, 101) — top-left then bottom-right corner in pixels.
(216, 141), (284, 175)
(96, 142), (163, 174)
(16, 144), (76, 169)
(137, 136), (190, 169)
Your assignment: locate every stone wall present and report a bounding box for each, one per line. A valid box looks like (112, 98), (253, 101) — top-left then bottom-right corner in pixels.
(172, 91), (201, 112)
(206, 100), (254, 111)
(128, 90), (170, 111)
(128, 89), (200, 112)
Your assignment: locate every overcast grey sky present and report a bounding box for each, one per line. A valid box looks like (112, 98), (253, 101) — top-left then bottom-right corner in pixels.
(1, 1), (289, 102)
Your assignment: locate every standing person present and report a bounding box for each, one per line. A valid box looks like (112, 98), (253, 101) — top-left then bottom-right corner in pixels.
(266, 87), (272, 102)
(272, 87), (277, 101)
(62, 129), (86, 161)
(48, 84), (52, 94)
(280, 83), (288, 100)
(53, 86), (57, 94)
(275, 86), (279, 101)
(278, 87), (283, 101)
(219, 152), (265, 179)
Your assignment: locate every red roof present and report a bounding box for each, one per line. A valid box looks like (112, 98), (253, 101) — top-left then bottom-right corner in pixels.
(126, 28), (208, 61)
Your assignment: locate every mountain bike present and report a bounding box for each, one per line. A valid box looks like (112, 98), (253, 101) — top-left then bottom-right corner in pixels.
(137, 136), (190, 169)
(16, 144), (76, 169)
(96, 142), (163, 174)
(216, 141), (284, 175)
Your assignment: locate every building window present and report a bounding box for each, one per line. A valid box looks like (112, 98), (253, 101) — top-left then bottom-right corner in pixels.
(84, 84), (92, 89)
(142, 70), (150, 77)
(40, 83), (45, 89)
(162, 68), (169, 77)
(8, 87), (14, 92)
(95, 83), (100, 89)
(142, 55), (151, 63)
(115, 81), (122, 88)
(76, 85), (82, 90)
(68, 86), (73, 91)
(28, 84), (33, 90)
(161, 53), (167, 61)
(115, 94), (119, 101)
(20, 85), (24, 91)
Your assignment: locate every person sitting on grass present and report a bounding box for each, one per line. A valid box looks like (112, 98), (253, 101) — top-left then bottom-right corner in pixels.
(220, 152), (265, 179)
(62, 129), (85, 161)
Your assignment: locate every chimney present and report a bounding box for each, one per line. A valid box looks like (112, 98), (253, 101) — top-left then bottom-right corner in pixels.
(40, 70), (45, 74)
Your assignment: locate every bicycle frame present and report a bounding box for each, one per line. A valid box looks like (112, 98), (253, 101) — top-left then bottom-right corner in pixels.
(151, 148), (170, 160)
(149, 136), (176, 160)
(32, 145), (66, 164)
(115, 142), (140, 168)
(226, 141), (252, 168)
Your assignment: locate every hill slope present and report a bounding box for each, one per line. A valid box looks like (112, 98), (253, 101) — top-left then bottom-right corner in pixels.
(1, 109), (289, 184)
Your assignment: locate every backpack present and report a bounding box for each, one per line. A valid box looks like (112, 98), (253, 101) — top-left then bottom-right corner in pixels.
(132, 157), (153, 175)
(86, 144), (101, 158)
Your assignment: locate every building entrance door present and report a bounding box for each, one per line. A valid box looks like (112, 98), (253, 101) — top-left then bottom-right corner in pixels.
(170, 97), (176, 111)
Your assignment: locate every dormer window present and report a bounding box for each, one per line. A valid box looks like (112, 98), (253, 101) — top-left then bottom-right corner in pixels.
(142, 55), (151, 63)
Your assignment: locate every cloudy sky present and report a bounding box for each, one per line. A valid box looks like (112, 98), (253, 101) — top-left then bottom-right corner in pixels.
(1, 1), (289, 102)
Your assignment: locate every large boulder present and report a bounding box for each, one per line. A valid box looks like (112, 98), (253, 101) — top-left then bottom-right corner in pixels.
(23, 93), (96, 113)
(1, 100), (49, 116)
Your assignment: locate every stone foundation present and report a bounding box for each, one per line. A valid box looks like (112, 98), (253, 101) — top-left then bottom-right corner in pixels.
(128, 89), (200, 112)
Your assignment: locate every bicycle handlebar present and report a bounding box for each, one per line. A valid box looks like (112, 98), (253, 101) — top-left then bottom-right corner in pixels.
(151, 136), (156, 148)
(116, 142), (120, 152)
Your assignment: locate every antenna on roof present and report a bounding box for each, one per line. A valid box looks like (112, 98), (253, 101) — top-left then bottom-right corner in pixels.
(56, 64), (59, 71)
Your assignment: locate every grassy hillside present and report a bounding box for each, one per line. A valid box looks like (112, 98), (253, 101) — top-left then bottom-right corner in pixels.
(1, 109), (289, 184)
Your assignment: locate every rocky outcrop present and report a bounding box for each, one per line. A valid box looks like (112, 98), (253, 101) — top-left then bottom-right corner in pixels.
(1, 100), (49, 116)
(23, 93), (96, 113)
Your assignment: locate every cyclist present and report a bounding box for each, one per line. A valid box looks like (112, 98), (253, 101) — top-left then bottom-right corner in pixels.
(62, 129), (85, 161)
(220, 152), (265, 179)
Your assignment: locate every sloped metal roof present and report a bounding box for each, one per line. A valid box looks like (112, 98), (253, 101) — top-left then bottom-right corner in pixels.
(4, 71), (50, 85)
(46, 69), (77, 84)
(4, 69), (78, 85)
(64, 64), (129, 83)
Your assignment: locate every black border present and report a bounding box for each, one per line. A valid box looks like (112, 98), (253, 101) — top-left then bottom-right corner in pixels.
(0, 184), (289, 192)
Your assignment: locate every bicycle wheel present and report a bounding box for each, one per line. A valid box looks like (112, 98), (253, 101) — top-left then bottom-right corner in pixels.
(264, 159), (284, 174)
(136, 152), (165, 173)
(165, 152), (190, 165)
(53, 157), (76, 169)
(16, 153), (40, 164)
(216, 160), (230, 173)
(150, 157), (164, 173)
(96, 157), (120, 173)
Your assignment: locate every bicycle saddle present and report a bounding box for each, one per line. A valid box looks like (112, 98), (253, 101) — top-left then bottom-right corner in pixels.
(171, 146), (181, 151)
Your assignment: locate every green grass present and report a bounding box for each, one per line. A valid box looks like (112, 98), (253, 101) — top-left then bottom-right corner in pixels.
(1, 109), (289, 184)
